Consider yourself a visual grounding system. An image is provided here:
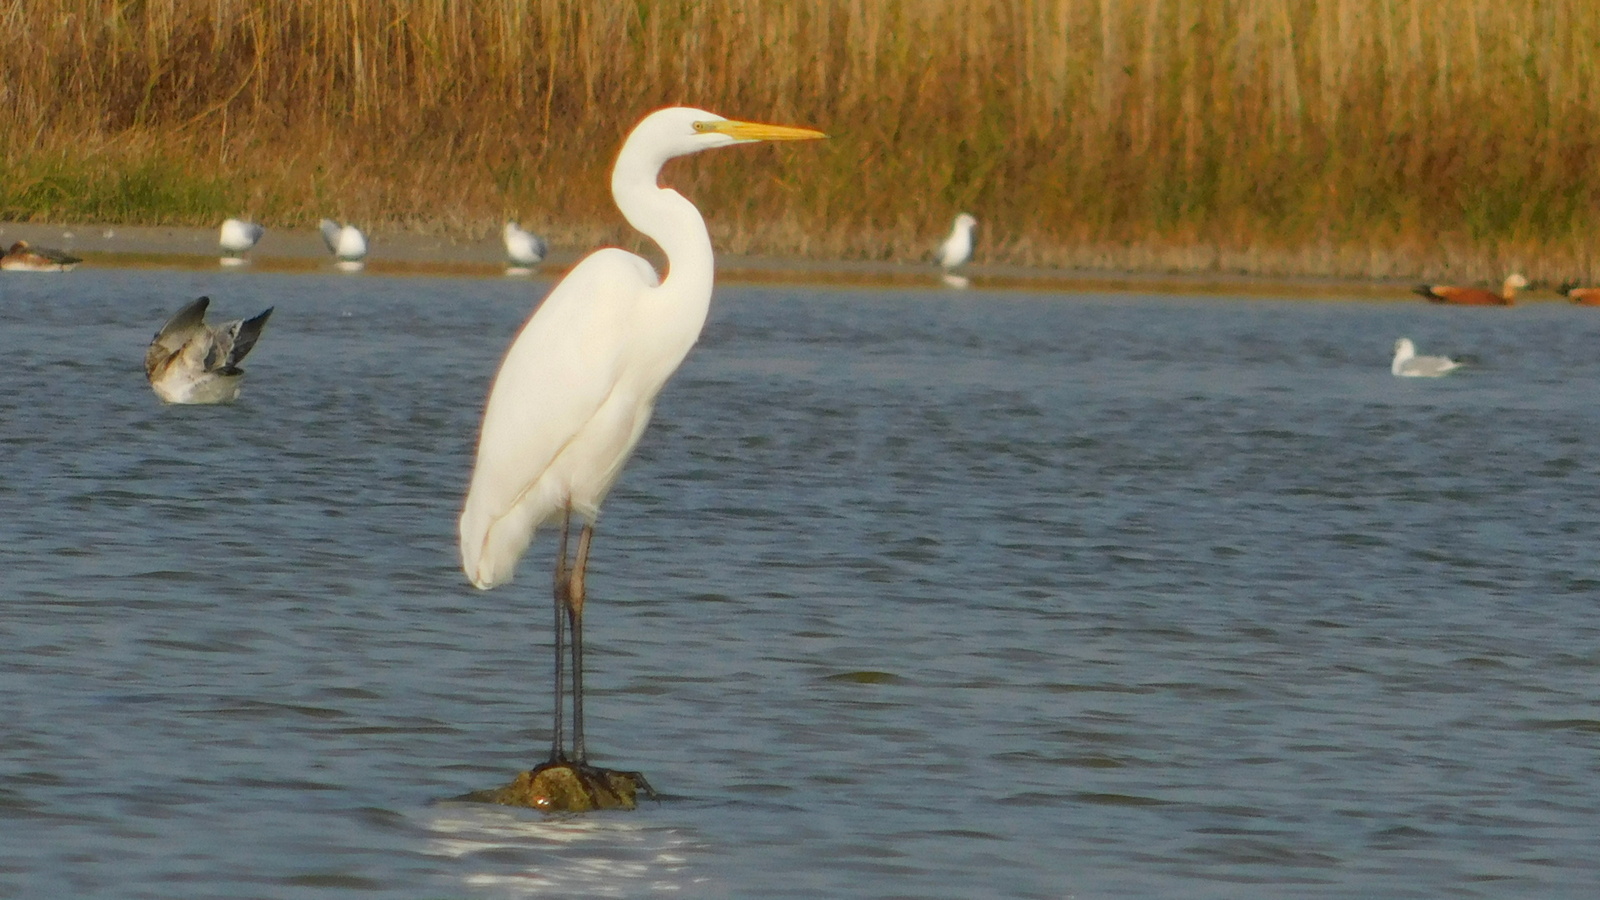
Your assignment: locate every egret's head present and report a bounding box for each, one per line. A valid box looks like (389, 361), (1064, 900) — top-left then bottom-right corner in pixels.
(955, 213), (978, 232)
(622, 107), (826, 167)
(1394, 337), (1415, 357)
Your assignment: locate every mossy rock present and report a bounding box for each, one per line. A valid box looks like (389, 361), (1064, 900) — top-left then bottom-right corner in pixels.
(459, 760), (656, 813)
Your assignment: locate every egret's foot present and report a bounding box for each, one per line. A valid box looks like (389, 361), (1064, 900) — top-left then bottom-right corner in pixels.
(460, 760), (656, 812)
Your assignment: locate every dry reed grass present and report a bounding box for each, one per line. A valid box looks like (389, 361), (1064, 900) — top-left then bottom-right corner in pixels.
(3, 0), (1599, 280)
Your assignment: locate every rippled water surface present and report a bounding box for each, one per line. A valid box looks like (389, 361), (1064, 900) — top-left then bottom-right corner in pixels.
(3, 268), (1599, 898)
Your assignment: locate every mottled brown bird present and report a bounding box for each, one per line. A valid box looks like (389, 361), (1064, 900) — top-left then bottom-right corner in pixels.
(0, 240), (81, 272)
(144, 296), (273, 404)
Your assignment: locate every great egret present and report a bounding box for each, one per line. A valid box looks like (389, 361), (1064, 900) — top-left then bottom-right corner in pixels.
(1413, 273), (1526, 306)
(144, 296), (274, 403)
(219, 218), (265, 267)
(319, 219), (368, 272)
(1, 240), (81, 272)
(1556, 281), (1600, 305)
(503, 221), (549, 276)
(935, 213), (978, 270)
(459, 107), (824, 782)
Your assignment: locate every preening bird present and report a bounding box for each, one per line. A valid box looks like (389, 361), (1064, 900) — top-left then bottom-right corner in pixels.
(1391, 338), (1461, 378)
(144, 296), (273, 404)
(935, 213), (978, 271)
(459, 107), (825, 777)
(503, 221), (549, 275)
(1, 240), (81, 272)
(1413, 273), (1526, 306)
(1556, 281), (1600, 305)
(318, 219), (368, 272)
(218, 218), (265, 267)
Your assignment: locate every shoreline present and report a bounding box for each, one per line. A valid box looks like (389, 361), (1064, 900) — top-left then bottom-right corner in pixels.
(0, 220), (1457, 299)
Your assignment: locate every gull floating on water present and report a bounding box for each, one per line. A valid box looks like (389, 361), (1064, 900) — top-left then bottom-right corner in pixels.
(1, 240), (82, 272)
(319, 219), (368, 272)
(144, 296), (274, 404)
(502, 220), (548, 276)
(1391, 338), (1461, 378)
(1413, 273), (1526, 306)
(218, 218), (265, 267)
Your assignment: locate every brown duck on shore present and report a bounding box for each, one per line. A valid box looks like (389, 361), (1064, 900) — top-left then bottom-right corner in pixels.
(1412, 273), (1527, 305)
(1556, 282), (1600, 305)
(0, 240), (82, 272)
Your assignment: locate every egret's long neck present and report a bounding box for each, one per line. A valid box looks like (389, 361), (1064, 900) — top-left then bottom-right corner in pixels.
(612, 151), (715, 302)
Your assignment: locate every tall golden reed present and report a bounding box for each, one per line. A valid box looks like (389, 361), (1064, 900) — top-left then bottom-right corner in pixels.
(3, 0), (1598, 279)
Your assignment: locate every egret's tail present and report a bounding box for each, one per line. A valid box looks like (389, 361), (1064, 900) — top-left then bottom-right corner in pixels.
(459, 499), (538, 590)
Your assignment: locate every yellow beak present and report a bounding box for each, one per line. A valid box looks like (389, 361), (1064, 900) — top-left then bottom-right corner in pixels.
(702, 119), (828, 142)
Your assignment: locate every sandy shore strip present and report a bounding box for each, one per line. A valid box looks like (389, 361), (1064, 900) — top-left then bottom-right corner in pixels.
(0, 220), (1432, 298)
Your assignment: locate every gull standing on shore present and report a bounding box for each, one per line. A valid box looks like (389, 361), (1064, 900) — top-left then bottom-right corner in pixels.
(935, 213), (977, 288)
(319, 219), (368, 272)
(1391, 338), (1461, 377)
(144, 297), (274, 403)
(218, 218), (265, 267)
(503, 221), (548, 276)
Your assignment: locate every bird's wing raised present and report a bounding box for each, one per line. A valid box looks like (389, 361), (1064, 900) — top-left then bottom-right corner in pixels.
(319, 220), (342, 254)
(145, 297), (211, 377)
(224, 308), (274, 369)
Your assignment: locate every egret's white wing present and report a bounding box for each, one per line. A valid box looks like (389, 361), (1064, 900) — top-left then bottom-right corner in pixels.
(460, 248), (661, 588)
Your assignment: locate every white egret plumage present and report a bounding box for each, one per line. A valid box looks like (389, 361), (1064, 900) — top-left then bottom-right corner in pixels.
(503, 221), (549, 276)
(218, 218), (265, 267)
(319, 219), (368, 272)
(144, 296), (274, 403)
(458, 107), (825, 781)
(1391, 338), (1461, 377)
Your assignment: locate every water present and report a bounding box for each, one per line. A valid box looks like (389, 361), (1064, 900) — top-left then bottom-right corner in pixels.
(2, 267), (1598, 898)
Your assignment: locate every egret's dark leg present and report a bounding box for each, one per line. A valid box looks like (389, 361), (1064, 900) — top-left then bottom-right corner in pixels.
(567, 523), (594, 763)
(549, 507), (573, 762)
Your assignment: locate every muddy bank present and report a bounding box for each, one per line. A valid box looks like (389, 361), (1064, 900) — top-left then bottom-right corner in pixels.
(1, 220), (1431, 298)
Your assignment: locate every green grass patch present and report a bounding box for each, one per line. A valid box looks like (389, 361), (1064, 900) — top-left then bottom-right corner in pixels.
(0, 155), (238, 225)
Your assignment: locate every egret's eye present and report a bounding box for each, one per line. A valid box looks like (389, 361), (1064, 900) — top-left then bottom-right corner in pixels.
(692, 121), (714, 133)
